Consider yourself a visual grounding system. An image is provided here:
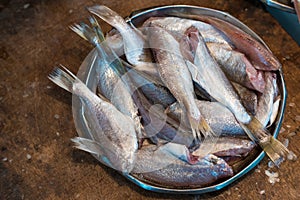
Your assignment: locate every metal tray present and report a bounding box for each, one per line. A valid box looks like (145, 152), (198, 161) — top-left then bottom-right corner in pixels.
(72, 5), (287, 194)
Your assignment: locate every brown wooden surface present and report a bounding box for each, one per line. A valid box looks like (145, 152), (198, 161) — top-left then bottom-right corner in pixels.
(0, 0), (299, 199)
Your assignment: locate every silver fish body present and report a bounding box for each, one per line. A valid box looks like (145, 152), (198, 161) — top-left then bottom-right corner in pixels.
(48, 67), (138, 173)
(147, 25), (203, 138)
(193, 137), (256, 158)
(132, 144), (233, 187)
(166, 100), (246, 136)
(232, 82), (258, 115)
(95, 43), (140, 126)
(184, 28), (290, 165)
(169, 13), (281, 71)
(88, 5), (153, 66)
(207, 42), (266, 93)
(70, 21), (142, 140)
(255, 72), (279, 127)
(105, 29), (124, 57)
(125, 66), (176, 108)
(185, 27), (251, 124)
(143, 17), (230, 44)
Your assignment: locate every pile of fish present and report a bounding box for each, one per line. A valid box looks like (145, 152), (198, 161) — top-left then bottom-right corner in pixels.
(48, 5), (291, 188)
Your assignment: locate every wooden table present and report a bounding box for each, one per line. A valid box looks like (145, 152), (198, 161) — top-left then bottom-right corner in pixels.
(1, 0), (299, 199)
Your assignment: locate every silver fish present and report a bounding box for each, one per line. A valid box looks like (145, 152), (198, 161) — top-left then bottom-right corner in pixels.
(105, 29), (124, 57)
(185, 27), (289, 165)
(169, 13), (282, 71)
(166, 100), (246, 137)
(71, 20), (191, 147)
(147, 25), (214, 139)
(206, 42), (266, 93)
(143, 16), (230, 44)
(255, 72), (279, 127)
(268, 97), (280, 128)
(48, 67), (138, 173)
(132, 144), (233, 187)
(88, 5), (155, 71)
(232, 82), (258, 115)
(193, 137), (256, 158)
(131, 88), (195, 148)
(70, 18), (142, 140)
(185, 26), (251, 124)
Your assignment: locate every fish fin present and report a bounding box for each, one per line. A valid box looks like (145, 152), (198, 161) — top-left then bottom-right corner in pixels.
(88, 15), (105, 42)
(48, 65), (77, 93)
(71, 137), (104, 155)
(122, 60), (164, 86)
(88, 5), (127, 31)
(198, 117), (217, 138)
(69, 24), (87, 40)
(187, 112), (217, 141)
(159, 142), (196, 164)
(70, 22), (99, 46)
(71, 20), (128, 79)
(48, 66), (100, 103)
(241, 117), (289, 166)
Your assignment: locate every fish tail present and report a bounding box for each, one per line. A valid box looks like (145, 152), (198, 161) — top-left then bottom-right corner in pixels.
(71, 19), (127, 78)
(241, 117), (289, 166)
(88, 15), (105, 42)
(70, 22), (99, 46)
(48, 66), (95, 101)
(71, 137), (104, 155)
(70, 15), (105, 44)
(48, 65), (77, 93)
(88, 5), (127, 32)
(188, 114), (216, 140)
(198, 117), (217, 138)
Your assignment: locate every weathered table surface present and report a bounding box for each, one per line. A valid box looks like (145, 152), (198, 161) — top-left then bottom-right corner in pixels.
(1, 0), (299, 199)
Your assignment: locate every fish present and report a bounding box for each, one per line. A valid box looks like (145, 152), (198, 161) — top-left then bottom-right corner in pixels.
(206, 42), (266, 93)
(268, 97), (280, 128)
(147, 24), (214, 140)
(156, 138), (255, 163)
(166, 100), (246, 137)
(132, 144), (233, 188)
(184, 26), (251, 124)
(192, 137), (256, 158)
(143, 16), (231, 45)
(232, 82), (258, 115)
(255, 72), (279, 127)
(88, 5), (158, 80)
(169, 13), (282, 71)
(124, 63), (176, 108)
(48, 67), (138, 173)
(70, 17), (142, 141)
(131, 88), (195, 148)
(71, 19), (195, 147)
(105, 29), (124, 57)
(184, 26), (289, 165)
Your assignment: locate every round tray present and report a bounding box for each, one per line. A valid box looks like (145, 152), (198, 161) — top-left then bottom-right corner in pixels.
(72, 5), (287, 194)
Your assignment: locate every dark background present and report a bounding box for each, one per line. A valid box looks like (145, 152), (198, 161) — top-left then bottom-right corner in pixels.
(0, 0), (299, 199)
